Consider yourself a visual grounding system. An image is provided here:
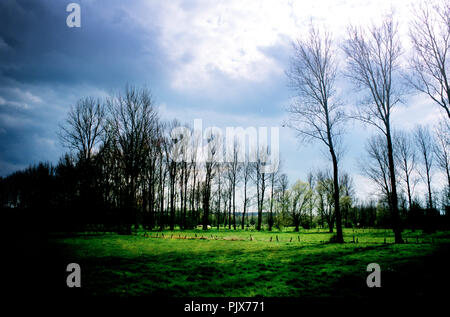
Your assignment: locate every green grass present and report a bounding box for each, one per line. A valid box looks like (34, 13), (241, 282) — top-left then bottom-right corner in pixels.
(46, 228), (450, 297)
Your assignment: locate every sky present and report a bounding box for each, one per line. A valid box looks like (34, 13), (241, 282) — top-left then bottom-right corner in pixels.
(0, 0), (447, 203)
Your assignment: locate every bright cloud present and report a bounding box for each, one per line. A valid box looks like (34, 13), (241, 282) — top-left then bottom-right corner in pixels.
(131, 0), (418, 91)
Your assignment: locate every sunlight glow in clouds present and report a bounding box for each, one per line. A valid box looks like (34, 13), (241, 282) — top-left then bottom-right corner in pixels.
(133, 0), (416, 91)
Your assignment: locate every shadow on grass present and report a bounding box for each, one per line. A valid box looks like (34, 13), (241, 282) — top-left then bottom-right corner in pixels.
(31, 235), (450, 298)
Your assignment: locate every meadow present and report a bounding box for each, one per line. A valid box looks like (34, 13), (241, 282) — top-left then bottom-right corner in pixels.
(43, 228), (450, 298)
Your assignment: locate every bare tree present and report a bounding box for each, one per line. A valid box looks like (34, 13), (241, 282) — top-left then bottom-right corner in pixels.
(339, 172), (354, 227)
(414, 125), (435, 209)
(59, 97), (106, 162)
(177, 124), (193, 229)
(241, 153), (252, 229)
(394, 130), (418, 210)
(253, 146), (270, 231)
(226, 138), (241, 230)
(58, 97), (108, 230)
(142, 121), (163, 230)
(434, 119), (450, 190)
(225, 165), (233, 229)
(215, 162), (224, 229)
(286, 24), (345, 242)
(343, 14), (404, 243)
(315, 171), (335, 232)
(223, 179), (231, 228)
(275, 173), (290, 229)
(202, 129), (220, 230)
(361, 135), (393, 207)
(306, 171), (316, 227)
(108, 86), (159, 233)
(268, 162), (279, 231)
(189, 131), (201, 228)
(163, 120), (181, 231)
(408, 0), (450, 118)
(289, 180), (312, 232)
(157, 123), (167, 230)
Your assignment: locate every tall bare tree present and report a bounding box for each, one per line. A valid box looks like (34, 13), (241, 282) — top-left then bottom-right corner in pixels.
(268, 163), (279, 231)
(108, 86), (159, 233)
(286, 24), (345, 242)
(361, 135), (393, 206)
(394, 130), (418, 210)
(434, 119), (450, 191)
(178, 125), (193, 229)
(164, 120), (180, 231)
(253, 146), (269, 231)
(142, 121), (163, 230)
(339, 172), (354, 228)
(157, 123), (167, 230)
(189, 131), (201, 228)
(289, 180), (312, 232)
(226, 138), (241, 230)
(408, 0), (450, 118)
(306, 171), (315, 227)
(315, 170), (335, 232)
(414, 125), (435, 209)
(59, 97), (106, 162)
(215, 162), (224, 229)
(59, 97), (108, 228)
(241, 153), (252, 229)
(343, 15), (404, 243)
(277, 173), (290, 226)
(202, 129), (220, 230)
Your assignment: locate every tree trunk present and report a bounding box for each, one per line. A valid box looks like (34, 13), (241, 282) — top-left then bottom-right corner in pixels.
(142, 182), (148, 230)
(268, 176), (274, 231)
(190, 166), (196, 228)
(183, 162), (188, 228)
(202, 182), (211, 231)
(386, 129), (404, 243)
(294, 214), (299, 232)
(257, 175), (265, 231)
(331, 150), (343, 242)
(405, 169), (412, 210)
(228, 189), (232, 230)
(159, 155), (165, 230)
(217, 175), (221, 230)
(232, 182), (236, 230)
(179, 164), (184, 229)
(169, 162), (176, 231)
(149, 159), (156, 229)
(328, 220), (334, 233)
(425, 157), (433, 210)
(242, 180), (247, 229)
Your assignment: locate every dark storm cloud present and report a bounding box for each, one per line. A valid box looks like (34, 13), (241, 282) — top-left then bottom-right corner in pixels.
(0, 95), (59, 175)
(0, 0), (167, 87)
(0, 0), (168, 176)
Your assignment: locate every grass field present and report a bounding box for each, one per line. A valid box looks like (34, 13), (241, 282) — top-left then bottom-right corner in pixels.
(41, 228), (450, 298)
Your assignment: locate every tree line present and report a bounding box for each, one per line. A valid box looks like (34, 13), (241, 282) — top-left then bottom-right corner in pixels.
(0, 85), (350, 234)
